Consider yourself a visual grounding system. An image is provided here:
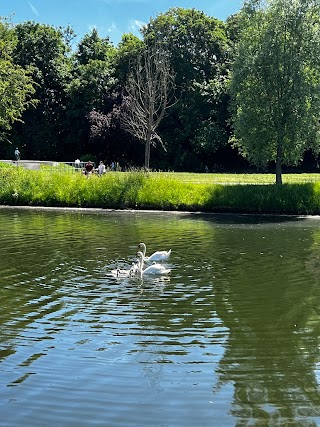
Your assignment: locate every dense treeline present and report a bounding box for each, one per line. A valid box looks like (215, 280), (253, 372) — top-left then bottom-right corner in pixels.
(1, 2), (320, 174)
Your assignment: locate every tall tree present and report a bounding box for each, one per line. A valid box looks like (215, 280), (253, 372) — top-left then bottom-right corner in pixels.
(11, 22), (72, 159)
(121, 39), (175, 169)
(0, 60), (35, 136)
(142, 8), (231, 171)
(65, 29), (116, 160)
(113, 33), (144, 84)
(230, 0), (320, 184)
(82, 33), (144, 167)
(0, 18), (35, 146)
(75, 28), (114, 65)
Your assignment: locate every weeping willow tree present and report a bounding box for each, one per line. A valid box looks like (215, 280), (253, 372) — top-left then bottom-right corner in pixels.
(230, 0), (320, 184)
(121, 39), (175, 170)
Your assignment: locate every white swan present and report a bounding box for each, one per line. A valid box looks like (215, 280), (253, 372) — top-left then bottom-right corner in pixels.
(111, 262), (140, 278)
(129, 261), (141, 277)
(138, 242), (171, 263)
(111, 268), (132, 278)
(137, 251), (171, 276)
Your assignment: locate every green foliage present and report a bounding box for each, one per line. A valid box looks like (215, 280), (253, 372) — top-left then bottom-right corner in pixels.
(13, 21), (71, 68)
(64, 29), (118, 159)
(230, 0), (320, 184)
(121, 38), (175, 169)
(143, 8), (232, 169)
(0, 17), (16, 60)
(68, 60), (116, 112)
(4, 4), (320, 175)
(74, 28), (115, 65)
(2, 169), (320, 214)
(144, 8), (228, 87)
(0, 161), (14, 168)
(0, 19), (36, 140)
(113, 33), (144, 84)
(1, 8), (236, 170)
(0, 59), (36, 131)
(80, 154), (97, 164)
(10, 21), (72, 159)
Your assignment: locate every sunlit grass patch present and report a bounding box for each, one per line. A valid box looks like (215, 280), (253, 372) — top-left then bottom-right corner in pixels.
(150, 172), (320, 185)
(1, 168), (320, 214)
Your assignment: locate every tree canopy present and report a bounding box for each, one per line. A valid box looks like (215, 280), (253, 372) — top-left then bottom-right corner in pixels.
(1, 4), (320, 176)
(0, 19), (35, 141)
(141, 8), (232, 170)
(230, 0), (320, 184)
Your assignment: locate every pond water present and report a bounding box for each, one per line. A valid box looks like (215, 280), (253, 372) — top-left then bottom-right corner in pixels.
(1, 207), (320, 426)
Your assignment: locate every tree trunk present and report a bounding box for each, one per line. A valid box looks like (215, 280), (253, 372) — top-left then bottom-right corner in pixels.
(144, 136), (151, 170)
(276, 142), (283, 185)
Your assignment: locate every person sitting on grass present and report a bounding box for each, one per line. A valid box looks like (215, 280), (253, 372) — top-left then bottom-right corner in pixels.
(98, 160), (106, 176)
(84, 160), (94, 176)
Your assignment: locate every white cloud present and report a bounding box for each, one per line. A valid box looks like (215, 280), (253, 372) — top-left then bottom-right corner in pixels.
(107, 22), (118, 33)
(28, 1), (40, 16)
(87, 22), (122, 44)
(87, 23), (116, 37)
(129, 19), (146, 33)
(87, 20), (145, 45)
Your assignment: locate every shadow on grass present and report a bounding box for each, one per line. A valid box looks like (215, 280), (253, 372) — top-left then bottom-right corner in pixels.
(184, 183), (319, 224)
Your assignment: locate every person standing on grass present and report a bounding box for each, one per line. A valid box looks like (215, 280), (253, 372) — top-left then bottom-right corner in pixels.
(14, 147), (20, 161)
(98, 161), (106, 176)
(75, 158), (81, 169)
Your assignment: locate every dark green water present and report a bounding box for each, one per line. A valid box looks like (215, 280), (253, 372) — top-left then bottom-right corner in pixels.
(1, 207), (320, 426)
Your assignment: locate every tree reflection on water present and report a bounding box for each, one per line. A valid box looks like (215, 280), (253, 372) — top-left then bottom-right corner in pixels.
(213, 220), (320, 425)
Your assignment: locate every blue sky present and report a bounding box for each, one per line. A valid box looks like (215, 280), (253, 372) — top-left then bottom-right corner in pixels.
(2, 0), (243, 46)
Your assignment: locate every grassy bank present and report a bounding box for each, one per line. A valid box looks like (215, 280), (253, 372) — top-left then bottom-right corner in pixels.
(1, 168), (320, 214)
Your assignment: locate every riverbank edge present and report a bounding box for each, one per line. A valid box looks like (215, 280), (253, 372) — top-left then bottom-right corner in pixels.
(2, 169), (320, 215)
(1, 204), (320, 220)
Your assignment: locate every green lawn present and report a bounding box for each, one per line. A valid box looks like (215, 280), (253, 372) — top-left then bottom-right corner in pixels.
(149, 171), (320, 185)
(2, 162), (320, 185)
(2, 166), (320, 214)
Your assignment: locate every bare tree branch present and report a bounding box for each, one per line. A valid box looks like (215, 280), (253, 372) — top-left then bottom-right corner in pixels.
(121, 39), (175, 169)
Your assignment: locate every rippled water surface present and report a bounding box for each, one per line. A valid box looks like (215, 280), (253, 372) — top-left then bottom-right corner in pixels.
(1, 207), (320, 426)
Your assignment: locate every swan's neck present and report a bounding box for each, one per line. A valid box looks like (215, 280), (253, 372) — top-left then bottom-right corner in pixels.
(138, 256), (144, 276)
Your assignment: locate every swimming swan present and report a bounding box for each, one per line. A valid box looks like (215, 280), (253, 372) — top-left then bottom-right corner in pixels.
(138, 242), (171, 263)
(111, 262), (140, 278)
(137, 251), (171, 276)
